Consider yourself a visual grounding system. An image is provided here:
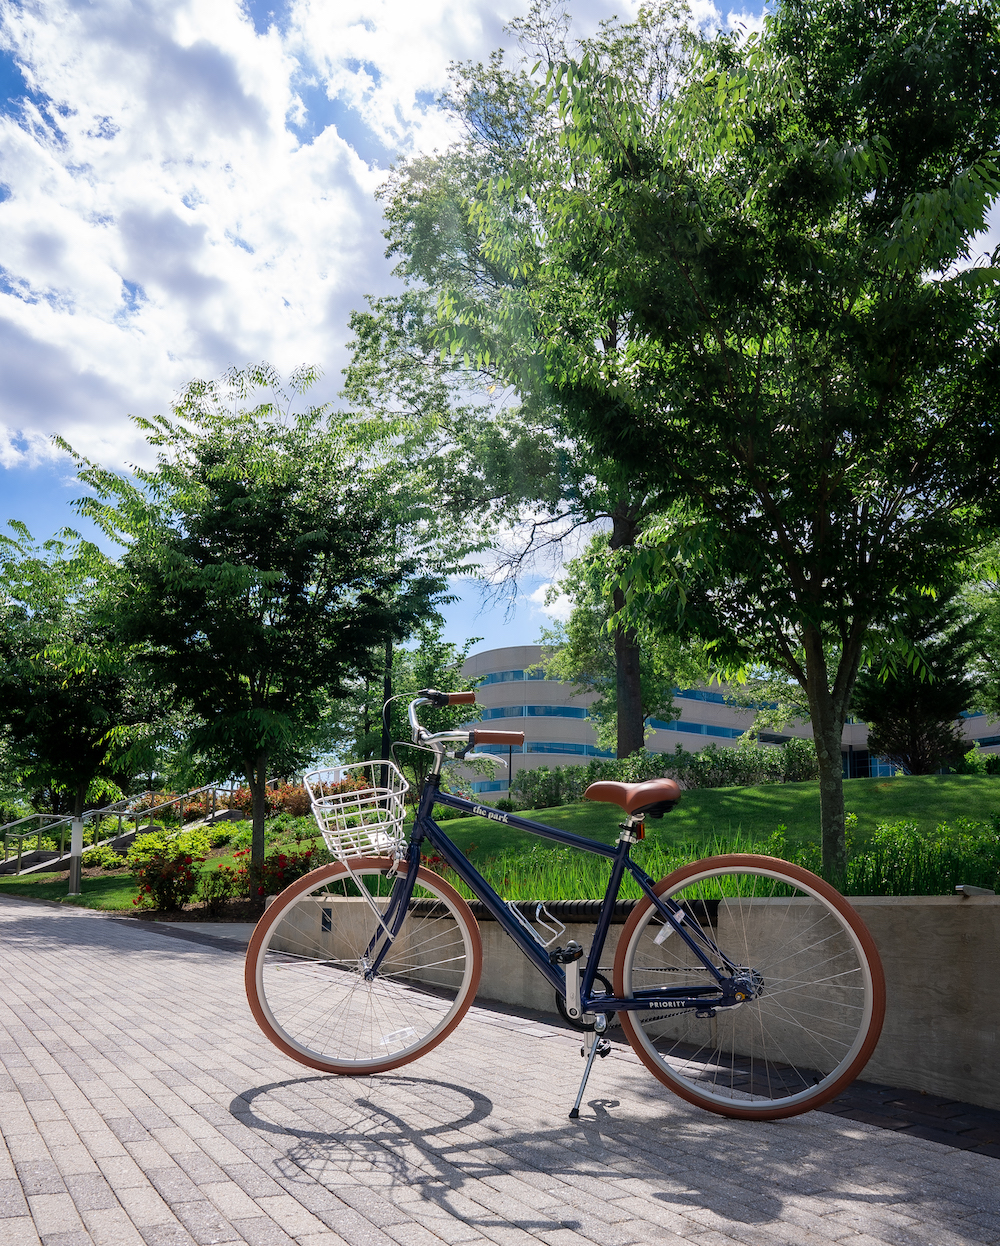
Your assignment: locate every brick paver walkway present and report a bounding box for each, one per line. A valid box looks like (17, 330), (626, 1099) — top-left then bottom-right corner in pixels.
(2, 894), (998, 1246)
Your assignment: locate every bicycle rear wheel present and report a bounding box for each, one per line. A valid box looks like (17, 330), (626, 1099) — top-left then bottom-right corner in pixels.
(614, 855), (885, 1119)
(245, 857), (482, 1074)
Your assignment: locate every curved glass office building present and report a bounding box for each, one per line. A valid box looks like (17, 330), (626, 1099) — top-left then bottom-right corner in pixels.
(459, 645), (1000, 799)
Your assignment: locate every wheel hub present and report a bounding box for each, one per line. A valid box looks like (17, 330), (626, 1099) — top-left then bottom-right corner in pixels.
(728, 967), (764, 1003)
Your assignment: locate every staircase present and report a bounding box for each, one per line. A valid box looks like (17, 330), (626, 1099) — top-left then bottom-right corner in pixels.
(0, 783), (241, 876)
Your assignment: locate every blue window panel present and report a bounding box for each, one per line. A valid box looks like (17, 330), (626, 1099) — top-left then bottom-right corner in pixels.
(481, 705), (590, 720)
(673, 687), (727, 704)
(474, 742), (525, 754)
(471, 780), (510, 793)
(842, 750), (900, 779)
(975, 734), (1000, 747)
(479, 668), (548, 685)
(526, 705), (588, 718)
(648, 718), (744, 739)
(672, 687), (779, 711)
(961, 710), (985, 719)
(526, 742), (616, 757)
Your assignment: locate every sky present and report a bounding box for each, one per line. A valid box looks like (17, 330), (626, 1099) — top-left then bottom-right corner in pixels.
(0, 0), (766, 652)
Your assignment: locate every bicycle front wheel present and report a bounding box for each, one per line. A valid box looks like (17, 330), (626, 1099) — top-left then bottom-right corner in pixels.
(245, 857), (482, 1074)
(614, 855), (885, 1119)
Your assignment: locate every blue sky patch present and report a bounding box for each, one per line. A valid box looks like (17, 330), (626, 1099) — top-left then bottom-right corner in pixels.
(0, 48), (30, 107)
(120, 279), (146, 314)
(242, 0), (291, 37)
(289, 80), (398, 165)
(344, 58), (382, 87)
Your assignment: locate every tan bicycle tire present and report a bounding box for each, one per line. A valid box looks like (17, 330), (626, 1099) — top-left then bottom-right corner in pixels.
(614, 854), (886, 1120)
(245, 857), (482, 1074)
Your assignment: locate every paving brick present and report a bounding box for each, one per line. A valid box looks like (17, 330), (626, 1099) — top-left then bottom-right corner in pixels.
(36, 1232), (93, 1246)
(23, 1191), (85, 1236)
(227, 1217), (299, 1246)
(80, 1206), (147, 1246)
(137, 1223), (200, 1246)
(4, 894), (1000, 1246)
(0, 1215), (42, 1245)
(171, 1198), (244, 1245)
(62, 1172), (119, 1213)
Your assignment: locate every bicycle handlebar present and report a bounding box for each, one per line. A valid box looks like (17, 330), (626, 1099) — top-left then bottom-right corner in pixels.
(469, 728), (526, 746)
(407, 691), (525, 750)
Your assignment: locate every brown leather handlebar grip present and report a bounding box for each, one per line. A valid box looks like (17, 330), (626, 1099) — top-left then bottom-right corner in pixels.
(447, 691), (476, 705)
(469, 729), (525, 746)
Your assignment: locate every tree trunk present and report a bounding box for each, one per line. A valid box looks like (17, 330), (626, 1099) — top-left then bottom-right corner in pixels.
(613, 586), (644, 757)
(801, 627), (855, 889)
(813, 716), (847, 888)
(380, 638), (393, 785)
(248, 748), (268, 869)
(610, 504), (644, 758)
(73, 783), (87, 819)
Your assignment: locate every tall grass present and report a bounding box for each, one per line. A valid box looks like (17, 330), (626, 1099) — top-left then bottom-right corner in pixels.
(423, 818), (1000, 902)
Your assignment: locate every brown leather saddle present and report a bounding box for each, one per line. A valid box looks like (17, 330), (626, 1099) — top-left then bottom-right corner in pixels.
(584, 777), (680, 819)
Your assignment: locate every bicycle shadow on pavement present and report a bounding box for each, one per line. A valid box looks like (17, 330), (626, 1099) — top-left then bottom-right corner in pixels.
(229, 1068), (1000, 1238)
(229, 1074), (789, 1229)
(231, 1074), (589, 1234)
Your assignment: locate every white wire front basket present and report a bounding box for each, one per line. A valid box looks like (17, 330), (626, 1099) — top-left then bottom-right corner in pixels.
(304, 761), (410, 861)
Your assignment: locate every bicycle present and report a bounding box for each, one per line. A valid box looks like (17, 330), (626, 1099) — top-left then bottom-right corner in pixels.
(245, 690), (886, 1121)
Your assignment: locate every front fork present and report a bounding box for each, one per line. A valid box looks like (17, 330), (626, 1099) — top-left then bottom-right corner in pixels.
(360, 849), (421, 980)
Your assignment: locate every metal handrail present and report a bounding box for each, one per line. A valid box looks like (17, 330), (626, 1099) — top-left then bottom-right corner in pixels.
(1, 776), (287, 875)
(0, 782), (239, 874)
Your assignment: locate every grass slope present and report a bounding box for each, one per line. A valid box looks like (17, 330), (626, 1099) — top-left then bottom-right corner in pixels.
(0, 870), (138, 910)
(3, 774), (996, 911)
(437, 773), (1000, 858)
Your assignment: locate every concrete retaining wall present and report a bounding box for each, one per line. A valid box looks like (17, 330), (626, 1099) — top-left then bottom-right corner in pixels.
(475, 894), (1000, 1111)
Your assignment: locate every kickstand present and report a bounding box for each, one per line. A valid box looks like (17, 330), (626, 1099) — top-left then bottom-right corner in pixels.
(568, 1021), (610, 1120)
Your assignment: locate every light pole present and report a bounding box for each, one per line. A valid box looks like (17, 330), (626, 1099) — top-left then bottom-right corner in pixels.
(67, 818), (83, 896)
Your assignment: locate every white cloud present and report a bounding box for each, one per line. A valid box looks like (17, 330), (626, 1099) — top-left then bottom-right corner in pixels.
(0, 0), (758, 474)
(529, 580), (573, 622)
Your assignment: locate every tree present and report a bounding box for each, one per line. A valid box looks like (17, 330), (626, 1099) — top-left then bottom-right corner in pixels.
(333, 622), (484, 793)
(538, 534), (707, 753)
(431, 0), (1000, 884)
(347, 9), (695, 757)
(851, 591), (983, 774)
(68, 366), (446, 865)
(964, 542), (1000, 723)
(0, 526), (159, 816)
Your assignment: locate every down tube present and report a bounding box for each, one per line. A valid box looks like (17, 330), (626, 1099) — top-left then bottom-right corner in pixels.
(415, 814), (568, 995)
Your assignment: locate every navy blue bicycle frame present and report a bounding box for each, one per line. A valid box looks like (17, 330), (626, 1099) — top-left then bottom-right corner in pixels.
(377, 778), (739, 1017)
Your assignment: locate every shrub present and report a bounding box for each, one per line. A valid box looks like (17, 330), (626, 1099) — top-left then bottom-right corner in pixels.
(845, 816), (1000, 895)
(81, 844), (126, 871)
(199, 863), (242, 916)
(507, 738), (822, 809)
(246, 843), (317, 897)
(127, 828), (211, 911)
(953, 742), (1000, 776)
(226, 781), (319, 819)
(131, 792), (182, 825)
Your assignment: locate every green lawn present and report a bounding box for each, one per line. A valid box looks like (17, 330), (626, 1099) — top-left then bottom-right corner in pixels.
(3, 773), (996, 910)
(434, 773), (1000, 858)
(0, 871), (138, 910)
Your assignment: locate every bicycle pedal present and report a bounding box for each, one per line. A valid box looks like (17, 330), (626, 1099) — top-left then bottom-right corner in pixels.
(580, 1039), (612, 1059)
